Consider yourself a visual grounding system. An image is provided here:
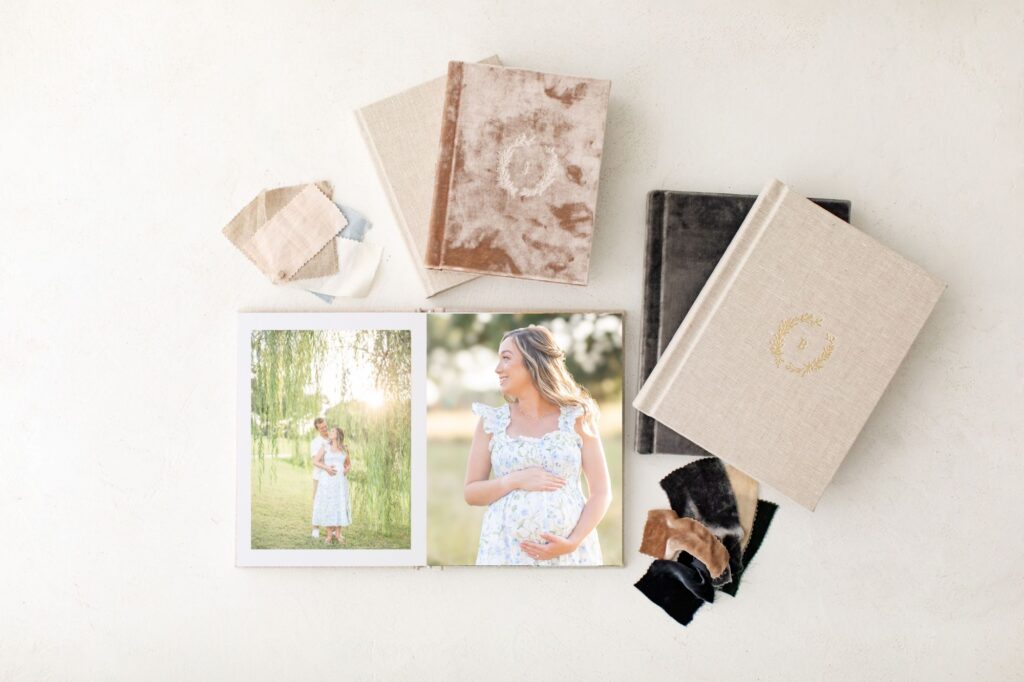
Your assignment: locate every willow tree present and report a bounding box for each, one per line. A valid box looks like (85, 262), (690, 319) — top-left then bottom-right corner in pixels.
(343, 329), (412, 533)
(250, 330), (326, 484)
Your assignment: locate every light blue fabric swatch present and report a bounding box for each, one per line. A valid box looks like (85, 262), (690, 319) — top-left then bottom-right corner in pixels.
(336, 203), (372, 242)
(307, 203), (374, 304)
(310, 291), (335, 304)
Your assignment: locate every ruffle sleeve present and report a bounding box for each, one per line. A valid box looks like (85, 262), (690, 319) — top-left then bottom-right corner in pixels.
(471, 402), (510, 437)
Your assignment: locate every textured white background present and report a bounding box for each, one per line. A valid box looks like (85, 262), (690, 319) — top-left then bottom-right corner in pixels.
(2, 1), (1022, 679)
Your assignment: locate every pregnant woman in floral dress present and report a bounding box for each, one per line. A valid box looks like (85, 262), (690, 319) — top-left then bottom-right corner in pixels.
(312, 427), (352, 544)
(464, 325), (612, 566)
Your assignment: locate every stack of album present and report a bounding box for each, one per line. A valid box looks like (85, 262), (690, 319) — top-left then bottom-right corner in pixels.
(633, 179), (944, 510)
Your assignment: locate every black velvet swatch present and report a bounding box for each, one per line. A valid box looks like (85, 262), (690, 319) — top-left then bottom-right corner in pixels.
(636, 190), (852, 455)
(634, 557), (715, 626)
(660, 458), (744, 580)
(722, 500), (779, 597)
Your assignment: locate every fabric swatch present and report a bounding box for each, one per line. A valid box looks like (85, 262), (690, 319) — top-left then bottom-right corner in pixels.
(672, 553), (717, 603)
(724, 465), (759, 551)
(640, 510), (732, 586)
(300, 203), (377, 303)
(634, 559), (715, 626)
(337, 204), (372, 242)
(223, 180), (341, 282)
(309, 291), (335, 304)
(291, 237), (382, 300)
(660, 458), (745, 580)
(721, 500), (778, 597)
(247, 184), (347, 283)
(258, 182), (340, 281)
(637, 460), (779, 627)
(222, 191), (263, 261)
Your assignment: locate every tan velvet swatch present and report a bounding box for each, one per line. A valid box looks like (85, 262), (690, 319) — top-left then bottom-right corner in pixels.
(222, 181), (341, 282)
(640, 509), (731, 579)
(724, 465), (759, 551)
(246, 184), (347, 283)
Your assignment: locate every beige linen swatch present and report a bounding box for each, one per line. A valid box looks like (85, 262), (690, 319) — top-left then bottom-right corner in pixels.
(259, 182), (340, 281)
(289, 238), (383, 299)
(247, 184), (347, 283)
(222, 181), (341, 281)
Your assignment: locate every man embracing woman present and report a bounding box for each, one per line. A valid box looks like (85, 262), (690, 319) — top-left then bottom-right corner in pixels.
(309, 417), (352, 544)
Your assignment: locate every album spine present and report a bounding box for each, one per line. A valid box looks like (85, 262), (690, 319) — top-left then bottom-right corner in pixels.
(355, 107), (439, 296)
(425, 61), (465, 269)
(634, 190), (665, 454)
(633, 179), (788, 418)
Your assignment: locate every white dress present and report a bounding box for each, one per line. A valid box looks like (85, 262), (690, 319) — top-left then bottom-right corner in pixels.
(471, 402), (603, 566)
(312, 447), (352, 527)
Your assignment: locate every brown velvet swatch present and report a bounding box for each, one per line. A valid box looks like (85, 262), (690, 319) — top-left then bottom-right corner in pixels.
(640, 510), (731, 580)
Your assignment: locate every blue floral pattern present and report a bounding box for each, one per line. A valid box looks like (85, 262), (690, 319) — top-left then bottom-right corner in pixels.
(471, 402), (603, 566)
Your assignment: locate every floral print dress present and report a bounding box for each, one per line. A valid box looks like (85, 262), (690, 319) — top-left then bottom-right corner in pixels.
(471, 402), (603, 566)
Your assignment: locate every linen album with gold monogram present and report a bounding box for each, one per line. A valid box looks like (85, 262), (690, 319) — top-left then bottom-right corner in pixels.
(633, 180), (945, 510)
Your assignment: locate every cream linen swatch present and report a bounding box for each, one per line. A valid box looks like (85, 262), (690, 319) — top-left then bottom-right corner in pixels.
(247, 184), (347, 283)
(222, 180), (341, 281)
(259, 182), (339, 280)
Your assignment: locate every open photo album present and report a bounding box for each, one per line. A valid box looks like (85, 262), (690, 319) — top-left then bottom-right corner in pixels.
(236, 311), (623, 567)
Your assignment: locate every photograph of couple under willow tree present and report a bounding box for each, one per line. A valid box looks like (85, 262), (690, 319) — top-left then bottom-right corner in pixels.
(426, 312), (623, 566)
(249, 328), (412, 550)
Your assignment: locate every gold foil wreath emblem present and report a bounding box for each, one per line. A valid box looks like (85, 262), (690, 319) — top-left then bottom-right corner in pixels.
(770, 313), (836, 376)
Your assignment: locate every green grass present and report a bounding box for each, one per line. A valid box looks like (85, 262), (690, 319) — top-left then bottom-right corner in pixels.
(427, 432), (623, 566)
(251, 450), (410, 550)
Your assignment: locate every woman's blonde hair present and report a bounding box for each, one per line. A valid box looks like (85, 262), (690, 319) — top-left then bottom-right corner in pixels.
(501, 325), (599, 434)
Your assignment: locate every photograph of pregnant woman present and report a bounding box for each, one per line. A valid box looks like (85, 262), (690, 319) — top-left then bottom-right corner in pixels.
(426, 312), (623, 566)
(311, 425), (352, 544)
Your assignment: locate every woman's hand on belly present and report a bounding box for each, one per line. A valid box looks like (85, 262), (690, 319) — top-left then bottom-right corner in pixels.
(503, 466), (565, 492)
(521, 532), (579, 561)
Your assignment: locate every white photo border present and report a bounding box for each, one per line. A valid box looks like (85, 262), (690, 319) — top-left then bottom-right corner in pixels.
(236, 312), (426, 567)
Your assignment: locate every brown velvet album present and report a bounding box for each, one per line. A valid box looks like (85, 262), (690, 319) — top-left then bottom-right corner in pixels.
(426, 62), (611, 285)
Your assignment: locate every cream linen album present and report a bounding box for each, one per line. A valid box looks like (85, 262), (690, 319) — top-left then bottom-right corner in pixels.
(633, 180), (945, 510)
